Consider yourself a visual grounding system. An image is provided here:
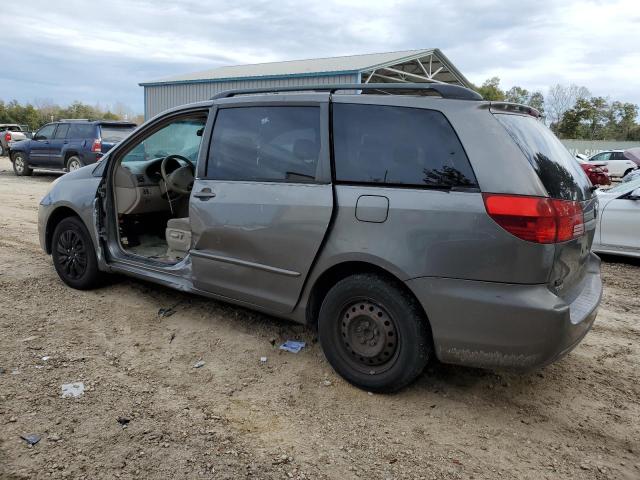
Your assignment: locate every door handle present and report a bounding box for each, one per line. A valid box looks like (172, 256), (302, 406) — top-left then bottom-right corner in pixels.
(194, 188), (216, 200)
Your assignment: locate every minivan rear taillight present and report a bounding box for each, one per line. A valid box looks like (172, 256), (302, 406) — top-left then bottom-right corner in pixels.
(483, 193), (584, 244)
(91, 139), (102, 153)
(4, 132), (10, 142)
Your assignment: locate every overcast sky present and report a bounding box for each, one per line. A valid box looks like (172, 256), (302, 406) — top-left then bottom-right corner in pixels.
(2, 0), (638, 114)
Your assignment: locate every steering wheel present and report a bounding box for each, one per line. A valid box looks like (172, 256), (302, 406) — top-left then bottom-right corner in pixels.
(160, 154), (195, 195)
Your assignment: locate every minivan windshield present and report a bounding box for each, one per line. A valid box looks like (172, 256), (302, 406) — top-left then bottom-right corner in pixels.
(495, 114), (592, 202)
(100, 125), (135, 143)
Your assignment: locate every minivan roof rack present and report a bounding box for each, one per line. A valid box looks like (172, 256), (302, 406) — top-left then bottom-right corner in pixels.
(58, 119), (91, 122)
(211, 83), (483, 101)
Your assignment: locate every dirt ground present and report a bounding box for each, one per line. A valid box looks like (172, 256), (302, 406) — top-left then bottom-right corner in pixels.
(0, 156), (638, 480)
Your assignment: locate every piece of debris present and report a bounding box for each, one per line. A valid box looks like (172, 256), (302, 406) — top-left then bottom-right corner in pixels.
(193, 360), (205, 368)
(117, 416), (131, 427)
(158, 300), (182, 318)
(279, 341), (306, 353)
(41, 356), (50, 361)
(169, 332), (176, 344)
(20, 434), (41, 446)
(0, 367), (6, 374)
(260, 356), (268, 363)
(322, 380), (332, 387)
(20, 336), (38, 343)
(269, 337), (277, 346)
(61, 382), (85, 398)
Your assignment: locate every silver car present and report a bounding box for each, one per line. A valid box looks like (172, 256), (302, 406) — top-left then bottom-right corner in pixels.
(38, 84), (602, 392)
(593, 178), (640, 258)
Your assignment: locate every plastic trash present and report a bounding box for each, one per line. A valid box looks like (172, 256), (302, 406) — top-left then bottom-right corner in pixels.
(193, 360), (205, 368)
(20, 434), (41, 446)
(260, 356), (268, 363)
(279, 341), (306, 353)
(61, 382), (85, 398)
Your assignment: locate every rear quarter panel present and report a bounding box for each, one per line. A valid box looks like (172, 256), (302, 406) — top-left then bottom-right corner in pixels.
(310, 185), (555, 284)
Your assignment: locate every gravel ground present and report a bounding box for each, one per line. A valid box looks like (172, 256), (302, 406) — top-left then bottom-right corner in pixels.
(0, 156), (638, 480)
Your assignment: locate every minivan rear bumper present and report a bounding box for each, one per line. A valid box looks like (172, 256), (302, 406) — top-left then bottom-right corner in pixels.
(406, 253), (602, 370)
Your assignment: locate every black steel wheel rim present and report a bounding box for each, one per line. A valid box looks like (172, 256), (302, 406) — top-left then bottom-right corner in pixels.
(55, 229), (87, 280)
(339, 299), (399, 374)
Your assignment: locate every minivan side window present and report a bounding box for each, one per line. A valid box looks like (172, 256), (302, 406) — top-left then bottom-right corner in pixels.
(332, 104), (477, 188)
(207, 106), (321, 182)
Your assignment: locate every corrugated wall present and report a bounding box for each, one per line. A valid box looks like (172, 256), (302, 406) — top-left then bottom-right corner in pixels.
(560, 139), (640, 157)
(144, 73), (359, 119)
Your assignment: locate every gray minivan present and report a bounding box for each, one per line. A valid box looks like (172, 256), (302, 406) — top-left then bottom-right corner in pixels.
(38, 83), (602, 392)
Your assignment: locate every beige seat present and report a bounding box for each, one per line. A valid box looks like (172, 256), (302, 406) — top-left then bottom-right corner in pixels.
(165, 217), (191, 258)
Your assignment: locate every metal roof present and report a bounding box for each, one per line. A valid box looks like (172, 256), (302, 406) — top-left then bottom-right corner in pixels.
(140, 48), (471, 88)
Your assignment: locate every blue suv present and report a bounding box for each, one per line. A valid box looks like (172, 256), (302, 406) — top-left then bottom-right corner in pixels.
(10, 120), (136, 176)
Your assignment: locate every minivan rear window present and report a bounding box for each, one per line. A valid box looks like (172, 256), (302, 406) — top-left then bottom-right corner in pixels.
(495, 114), (592, 201)
(100, 125), (135, 143)
(332, 104), (477, 188)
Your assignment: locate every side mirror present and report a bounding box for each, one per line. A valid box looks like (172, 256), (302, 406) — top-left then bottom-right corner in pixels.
(34, 135), (43, 141)
(629, 188), (640, 200)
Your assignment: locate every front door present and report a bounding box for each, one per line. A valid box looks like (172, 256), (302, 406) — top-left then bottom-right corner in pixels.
(29, 124), (57, 166)
(190, 101), (333, 313)
(600, 194), (640, 252)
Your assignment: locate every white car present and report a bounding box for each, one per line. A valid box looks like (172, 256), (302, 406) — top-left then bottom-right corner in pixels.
(587, 150), (638, 179)
(592, 178), (640, 258)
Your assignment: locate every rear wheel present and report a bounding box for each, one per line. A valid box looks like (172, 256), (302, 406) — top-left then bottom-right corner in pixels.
(318, 273), (432, 392)
(0, 144), (5, 156)
(51, 216), (103, 289)
(66, 156), (84, 172)
(12, 152), (33, 176)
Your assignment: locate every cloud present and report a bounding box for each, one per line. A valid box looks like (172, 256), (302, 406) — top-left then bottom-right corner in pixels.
(1, 0), (638, 113)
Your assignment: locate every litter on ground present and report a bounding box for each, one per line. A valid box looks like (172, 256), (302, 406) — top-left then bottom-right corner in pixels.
(279, 341), (306, 353)
(20, 434), (41, 446)
(61, 382), (85, 398)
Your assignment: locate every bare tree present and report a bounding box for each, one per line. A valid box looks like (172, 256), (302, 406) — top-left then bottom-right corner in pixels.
(546, 84), (591, 129)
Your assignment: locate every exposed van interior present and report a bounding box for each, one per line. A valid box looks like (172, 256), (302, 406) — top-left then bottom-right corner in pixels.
(112, 115), (207, 263)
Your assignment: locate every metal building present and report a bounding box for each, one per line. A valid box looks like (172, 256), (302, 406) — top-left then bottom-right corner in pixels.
(139, 48), (472, 119)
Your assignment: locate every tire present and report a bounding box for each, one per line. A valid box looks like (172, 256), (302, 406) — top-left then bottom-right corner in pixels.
(66, 156), (84, 172)
(0, 144), (5, 156)
(12, 152), (33, 176)
(318, 273), (432, 393)
(623, 168), (634, 178)
(51, 216), (103, 290)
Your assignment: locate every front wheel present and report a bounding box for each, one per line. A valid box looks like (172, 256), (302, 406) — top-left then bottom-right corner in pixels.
(318, 273), (432, 393)
(51, 216), (103, 289)
(12, 152), (33, 176)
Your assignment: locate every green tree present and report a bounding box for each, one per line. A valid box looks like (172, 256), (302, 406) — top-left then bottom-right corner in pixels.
(475, 77), (505, 101)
